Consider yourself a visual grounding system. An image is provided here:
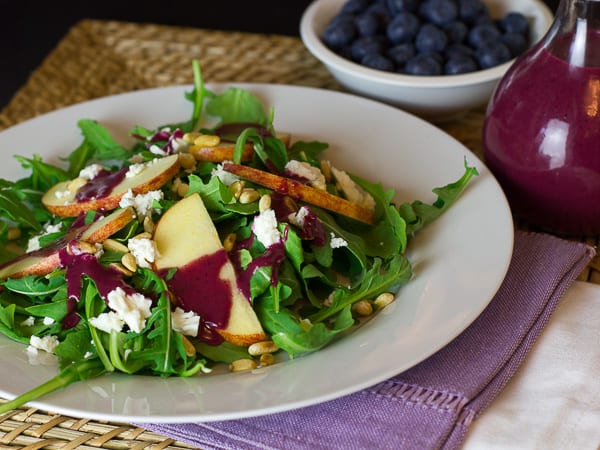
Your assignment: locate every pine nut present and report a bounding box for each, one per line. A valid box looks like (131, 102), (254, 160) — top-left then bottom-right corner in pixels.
(121, 252), (138, 272)
(171, 177), (182, 193)
(132, 232), (152, 240)
(183, 132), (201, 144)
(229, 358), (257, 373)
(239, 188), (260, 204)
(248, 340), (279, 356)
(143, 216), (155, 234)
(223, 233), (237, 252)
(109, 262), (134, 277)
(258, 194), (271, 212)
(177, 182), (189, 197)
(193, 134), (220, 147)
(178, 152), (196, 170)
(374, 292), (395, 309)
(229, 180), (245, 199)
(73, 240), (97, 255)
(352, 300), (373, 317)
(7, 227), (21, 240)
(103, 238), (129, 253)
(259, 353), (275, 367)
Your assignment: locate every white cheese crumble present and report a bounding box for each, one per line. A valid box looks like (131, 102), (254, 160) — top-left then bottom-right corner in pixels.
(149, 144), (166, 156)
(43, 317), (55, 325)
(290, 206), (311, 228)
(285, 160), (326, 190)
(330, 232), (348, 249)
(252, 208), (281, 248)
(28, 335), (59, 354)
(21, 316), (35, 327)
(329, 163), (376, 211)
(78, 163), (104, 180)
(127, 237), (160, 269)
(89, 311), (125, 333)
(211, 161), (241, 186)
(171, 307), (200, 337)
(106, 287), (153, 333)
(125, 162), (146, 178)
(119, 189), (163, 217)
(26, 222), (63, 253)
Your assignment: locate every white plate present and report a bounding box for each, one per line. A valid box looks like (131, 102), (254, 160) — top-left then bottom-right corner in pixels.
(0, 84), (514, 423)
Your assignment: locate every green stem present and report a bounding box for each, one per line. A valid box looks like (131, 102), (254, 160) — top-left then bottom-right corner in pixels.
(0, 358), (106, 414)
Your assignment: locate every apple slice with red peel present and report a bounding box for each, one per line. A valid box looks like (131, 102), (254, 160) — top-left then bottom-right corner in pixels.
(222, 162), (376, 225)
(42, 154), (180, 217)
(0, 207), (135, 280)
(153, 193), (267, 347)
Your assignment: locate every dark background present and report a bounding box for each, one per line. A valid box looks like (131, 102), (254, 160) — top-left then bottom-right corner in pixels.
(2, 0), (558, 112)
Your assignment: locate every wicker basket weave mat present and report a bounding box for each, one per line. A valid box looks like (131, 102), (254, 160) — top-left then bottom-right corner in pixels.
(0, 18), (598, 450)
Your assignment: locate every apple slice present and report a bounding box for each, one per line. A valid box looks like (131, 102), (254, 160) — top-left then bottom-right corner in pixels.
(222, 162), (376, 224)
(0, 207), (135, 280)
(42, 154), (180, 217)
(153, 193), (267, 346)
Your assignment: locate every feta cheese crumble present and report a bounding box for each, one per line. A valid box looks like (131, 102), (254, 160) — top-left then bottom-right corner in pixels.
(329, 163), (376, 211)
(252, 208), (281, 248)
(28, 335), (59, 354)
(330, 232), (348, 249)
(78, 163), (104, 180)
(171, 307), (201, 337)
(211, 161), (241, 186)
(119, 189), (163, 217)
(105, 287), (153, 333)
(285, 160), (326, 190)
(89, 311), (124, 333)
(127, 237), (160, 269)
(26, 222), (63, 253)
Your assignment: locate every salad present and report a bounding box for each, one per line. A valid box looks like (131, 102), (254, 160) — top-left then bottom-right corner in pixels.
(0, 60), (477, 412)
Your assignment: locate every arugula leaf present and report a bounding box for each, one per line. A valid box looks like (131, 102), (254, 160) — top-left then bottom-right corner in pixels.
(206, 87), (268, 125)
(77, 119), (131, 163)
(399, 160), (479, 235)
(0, 188), (40, 230)
(14, 155), (70, 193)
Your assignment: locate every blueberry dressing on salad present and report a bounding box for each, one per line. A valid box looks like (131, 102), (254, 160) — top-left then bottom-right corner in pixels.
(0, 60), (478, 413)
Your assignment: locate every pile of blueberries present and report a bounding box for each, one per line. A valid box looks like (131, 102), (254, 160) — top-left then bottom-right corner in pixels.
(321, 0), (531, 75)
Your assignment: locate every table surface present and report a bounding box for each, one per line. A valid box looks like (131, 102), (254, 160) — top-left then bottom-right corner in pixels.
(0, 18), (596, 449)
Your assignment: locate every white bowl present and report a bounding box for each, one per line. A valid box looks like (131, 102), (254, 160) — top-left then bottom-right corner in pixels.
(300, 0), (554, 121)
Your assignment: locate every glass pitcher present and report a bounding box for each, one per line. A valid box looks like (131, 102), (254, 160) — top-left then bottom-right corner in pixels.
(483, 0), (600, 235)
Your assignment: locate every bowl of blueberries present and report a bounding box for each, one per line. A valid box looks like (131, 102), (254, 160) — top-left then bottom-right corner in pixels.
(300, 0), (553, 120)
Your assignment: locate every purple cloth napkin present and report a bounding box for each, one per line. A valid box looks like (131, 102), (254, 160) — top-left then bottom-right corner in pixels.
(137, 231), (594, 450)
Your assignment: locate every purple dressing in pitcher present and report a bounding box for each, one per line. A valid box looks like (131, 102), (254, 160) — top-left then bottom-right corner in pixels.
(483, 0), (600, 234)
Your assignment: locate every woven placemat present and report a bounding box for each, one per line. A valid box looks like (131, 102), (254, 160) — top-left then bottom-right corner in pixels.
(0, 18), (598, 449)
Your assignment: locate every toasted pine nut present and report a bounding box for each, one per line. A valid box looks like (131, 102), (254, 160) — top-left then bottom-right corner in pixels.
(229, 180), (245, 199)
(229, 358), (257, 373)
(109, 262), (134, 277)
(258, 194), (271, 212)
(171, 177), (182, 193)
(239, 188), (260, 204)
(259, 353), (275, 367)
(223, 233), (237, 252)
(103, 238), (129, 253)
(374, 292), (395, 309)
(178, 152), (196, 170)
(248, 340), (279, 356)
(132, 232), (152, 240)
(180, 335), (196, 357)
(193, 134), (220, 147)
(183, 132), (201, 144)
(143, 216), (155, 234)
(73, 240), (97, 255)
(352, 300), (373, 317)
(177, 182), (189, 197)
(121, 252), (138, 272)
(7, 227), (21, 240)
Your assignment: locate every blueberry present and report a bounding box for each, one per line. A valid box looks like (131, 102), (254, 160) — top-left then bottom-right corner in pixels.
(341, 0), (370, 15)
(387, 43), (416, 66)
(351, 36), (386, 61)
(386, 12), (420, 44)
(405, 54), (443, 75)
(367, 2), (393, 25)
(443, 20), (468, 43)
(458, 0), (488, 23)
(445, 43), (474, 59)
(445, 56), (478, 74)
(355, 11), (382, 36)
(322, 16), (357, 50)
(500, 12), (529, 35)
(361, 52), (396, 71)
(468, 23), (501, 48)
(419, 0), (459, 26)
(501, 32), (528, 56)
(415, 23), (449, 53)
(476, 41), (512, 68)
(386, 0), (419, 15)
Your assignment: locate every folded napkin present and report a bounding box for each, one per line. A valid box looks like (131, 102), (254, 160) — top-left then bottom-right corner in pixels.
(138, 231), (595, 450)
